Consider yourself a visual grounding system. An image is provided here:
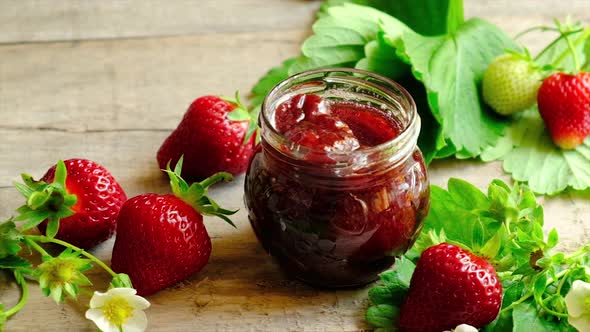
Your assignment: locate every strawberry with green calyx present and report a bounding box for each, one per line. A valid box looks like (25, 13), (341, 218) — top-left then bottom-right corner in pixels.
(366, 179), (590, 332)
(535, 20), (590, 149)
(398, 243), (502, 332)
(482, 50), (544, 116)
(112, 157), (236, 296)
(14, 159), (127, 249)
(538, 72), (590, 149)
(156, 92), (258, 181)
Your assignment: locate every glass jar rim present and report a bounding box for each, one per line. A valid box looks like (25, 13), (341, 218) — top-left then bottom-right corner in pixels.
(261, 68), (421, 169)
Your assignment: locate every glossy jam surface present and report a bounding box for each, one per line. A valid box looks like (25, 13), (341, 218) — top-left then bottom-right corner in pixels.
(245, 93), (429, 287)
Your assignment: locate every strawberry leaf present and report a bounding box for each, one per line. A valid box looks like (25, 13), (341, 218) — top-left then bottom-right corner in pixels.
(488, 109), (590, 194)
(355, 28), (409, 80)
(366, 304), (399, 329)
(226, 108), (250, 121)
(392, 18), (518, 157)
(288, 3), (410, 75)
(512, 301), (567, 331)
(0, 220), (23, 258)
(251, 57), (299, 108)
(0, 255), (31, 270)
(13, 161), (76, 236)
(166, 158), (237, 227)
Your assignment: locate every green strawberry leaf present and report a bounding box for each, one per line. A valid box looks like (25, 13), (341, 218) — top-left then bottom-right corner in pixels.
(250, 57), (300, 108)
(365, 304), (399, 329)
(493, 109), (590, 195)
(355, 31), (409, 80)
(535, 26), (590, 72)
(512, 301), (567, 331)
(393, 18), (518, 157)
(320, 0), (450, 36)
(0, 255), (31, 270)
(288, 3), (410, 75)
(166, 157), (237, 227)
(483, 310), (513, 332)
(226, 108), (250, 121)
(0, 220), (23, 258)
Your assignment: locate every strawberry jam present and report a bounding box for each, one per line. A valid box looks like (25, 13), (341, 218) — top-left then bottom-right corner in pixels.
(244, 69), (429, 287)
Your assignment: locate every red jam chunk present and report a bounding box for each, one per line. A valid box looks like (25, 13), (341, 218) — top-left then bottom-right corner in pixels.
(245, 93), (429, 287)
(275, 94), (401, 152)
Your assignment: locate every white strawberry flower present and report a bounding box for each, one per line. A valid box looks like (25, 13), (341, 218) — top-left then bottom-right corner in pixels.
(565, 280), (590, 332)
(444, 324), (478, 332)
(85, 288), (150, 332)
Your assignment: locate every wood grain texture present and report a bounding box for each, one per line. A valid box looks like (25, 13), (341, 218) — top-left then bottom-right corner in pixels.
(0, 0), (319, 44)
(1, 0), (590, 331)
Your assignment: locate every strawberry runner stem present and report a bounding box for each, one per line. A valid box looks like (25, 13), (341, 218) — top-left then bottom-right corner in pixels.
(558, 20), (582, 71)
(23, 236), (50, 258)
(3, 271), (28, 318)
(26, 235), (118, 278)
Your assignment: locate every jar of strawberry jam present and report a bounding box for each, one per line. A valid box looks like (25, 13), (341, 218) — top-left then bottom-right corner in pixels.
(244, 68), (429, 287)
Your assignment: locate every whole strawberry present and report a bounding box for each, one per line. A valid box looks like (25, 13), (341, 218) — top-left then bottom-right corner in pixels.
(482, 53), (543, 116)
(538, 72), (590, 149)
(399, 243), (502, 332)
(111, 157), (235, 296)
(157, 94), (257, 180)
(15, 159), (127, 249)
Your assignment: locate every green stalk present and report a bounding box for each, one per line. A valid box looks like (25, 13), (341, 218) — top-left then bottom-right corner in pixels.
(27, 235), (117, 278)
(534, 28), (586, 63)
(4, 273), (28, 318)
(499, 269), (570, 314)
(552, 28), (590, 67)
(446, 0), (464, 34)
(514, 26), (558, 40)
(562, 25), (581, 70)
(23, 237), (50, 258)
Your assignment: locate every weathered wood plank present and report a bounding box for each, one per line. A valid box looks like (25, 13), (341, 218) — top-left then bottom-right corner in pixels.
(0, 0), (319, 44)
(1, 15), (589, 133)
(0, 0), (588, 44)
(0, 30), (306, 132)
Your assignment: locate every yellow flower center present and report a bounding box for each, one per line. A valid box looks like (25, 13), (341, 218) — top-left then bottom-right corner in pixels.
(44, 259), (77, 285)
(102, 296), (135, 327)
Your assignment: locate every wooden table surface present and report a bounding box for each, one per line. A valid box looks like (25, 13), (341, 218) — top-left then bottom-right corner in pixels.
(1, 1), (590, 331)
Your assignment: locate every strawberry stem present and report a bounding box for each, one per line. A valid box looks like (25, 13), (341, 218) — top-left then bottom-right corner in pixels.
(23, 236), (50, 258)
(534, 26), (585, 64)
(557, 20), (582, 71)
(27, 235), (118, 278)
(446, 0), (464, 34)
(200, 172), (233, 188)
(514, 25), (558, 40)
(3, 271), (28, 318)
(13, 160), (77, 235)
(164, 156), (237, 227)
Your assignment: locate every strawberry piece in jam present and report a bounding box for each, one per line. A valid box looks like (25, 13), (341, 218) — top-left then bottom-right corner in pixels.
(284, 114), (360, 152)
(275, 94), (401, 153)
(274, 94), (325, 133)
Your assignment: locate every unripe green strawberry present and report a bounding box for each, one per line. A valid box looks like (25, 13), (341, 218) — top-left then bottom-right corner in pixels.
(482, 54), (543, 116)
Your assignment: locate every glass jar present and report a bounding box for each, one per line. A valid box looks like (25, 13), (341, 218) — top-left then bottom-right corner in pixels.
(244, 68), (429, 288)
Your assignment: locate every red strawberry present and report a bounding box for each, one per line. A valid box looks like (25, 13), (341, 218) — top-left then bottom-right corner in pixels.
(399, 243), (502, 332)
(15, 159), (127, 249)
(111, 157), (235, 296)
(538, 72), (590, 149)
(157, 95), (257, 181)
